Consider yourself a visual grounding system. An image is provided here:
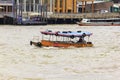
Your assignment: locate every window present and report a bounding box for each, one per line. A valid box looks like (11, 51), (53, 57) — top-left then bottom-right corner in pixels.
(26, 0), (30, 11)
(60, 9), (62, 13)
(19, 0), (23, 4)
(14, 0), (17, 4)
(60, 0), (62, 8)
(55, 0), (57, 7)
(44, 0), (48, 4)
(68, 10), (72, 13)
(26, 0), (33, 11)
(31, 4), (33, 11)
(8, 6), (12, 12)
(35, 0), (39, 4)
(55, 9), (57, 12)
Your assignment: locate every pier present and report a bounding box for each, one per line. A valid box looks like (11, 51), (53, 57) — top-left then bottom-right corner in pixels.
(49, 13), (120, 19)
(47, 12), (120, 24)
(0, 12), (120, 24)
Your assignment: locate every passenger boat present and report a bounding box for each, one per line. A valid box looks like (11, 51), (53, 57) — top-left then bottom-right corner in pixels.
(77, 18), (120, 26)
(30, 30), (93, 48)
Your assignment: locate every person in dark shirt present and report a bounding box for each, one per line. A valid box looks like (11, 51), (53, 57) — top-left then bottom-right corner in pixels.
(77, 36), (86, 43)
(78, 37), (83, 42)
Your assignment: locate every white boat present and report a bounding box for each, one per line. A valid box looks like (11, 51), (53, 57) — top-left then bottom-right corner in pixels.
(77, 18), (120, 26)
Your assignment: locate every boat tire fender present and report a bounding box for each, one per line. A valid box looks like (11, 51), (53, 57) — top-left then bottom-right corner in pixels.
(37, 42), (42, 47)
(30, 41), (32, 45)
(87, 42), (92, 44)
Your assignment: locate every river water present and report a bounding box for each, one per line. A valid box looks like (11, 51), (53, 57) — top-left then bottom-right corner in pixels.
(0, 25), (120, 80)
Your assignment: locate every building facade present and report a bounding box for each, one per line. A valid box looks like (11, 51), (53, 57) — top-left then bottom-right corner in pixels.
(0, 0), (14, 17)
(14, 0), (53, 12)
(14, 0), (45, 12)
(53, 0), (77, 13)
(112, 0), (120, 3)
(86, 1), (113, 13)
(1, 0), (93, 14)
(0, 0), (13, 13)
(77, 0), (95, 13)
(14, 0), (77, 13)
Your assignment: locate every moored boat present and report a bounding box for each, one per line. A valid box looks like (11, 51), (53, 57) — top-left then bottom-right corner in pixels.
(30, 30), (93, 48)
(77, 18), (120, 26)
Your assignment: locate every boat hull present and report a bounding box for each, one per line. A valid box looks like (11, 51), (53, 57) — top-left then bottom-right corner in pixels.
(30, 40), (93, 48)
(78, 22), (120, 26)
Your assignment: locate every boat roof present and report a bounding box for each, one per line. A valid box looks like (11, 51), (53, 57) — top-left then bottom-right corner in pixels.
(41, 30), (92, 37)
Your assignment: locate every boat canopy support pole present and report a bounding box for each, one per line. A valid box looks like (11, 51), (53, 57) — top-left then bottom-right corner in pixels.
(88, 36), (90, 42)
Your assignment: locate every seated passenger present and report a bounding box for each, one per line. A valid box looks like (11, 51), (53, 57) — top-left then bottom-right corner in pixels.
(77, 38), (83, 43)
(77, 37), (86, 43)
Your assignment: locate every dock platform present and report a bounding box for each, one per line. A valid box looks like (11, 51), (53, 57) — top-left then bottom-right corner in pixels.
(0, 13), (120, 24)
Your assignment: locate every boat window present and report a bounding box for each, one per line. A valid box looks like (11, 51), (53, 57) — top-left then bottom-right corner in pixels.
(90, 19), (120, 22)
(87, 20), (90, 22)
(68, 31), (72, 33)
(62, 31), (68, 33)
(48, 30), (52, 32)
(77, 31), (81, 33)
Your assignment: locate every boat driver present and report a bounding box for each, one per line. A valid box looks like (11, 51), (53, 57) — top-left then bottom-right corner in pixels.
(77, 37), (86, 43)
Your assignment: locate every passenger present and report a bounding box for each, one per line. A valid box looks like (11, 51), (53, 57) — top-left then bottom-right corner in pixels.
(77, 37), (83, 43)
(111, 22), (114, 25)
(77, 37), (86, 43)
